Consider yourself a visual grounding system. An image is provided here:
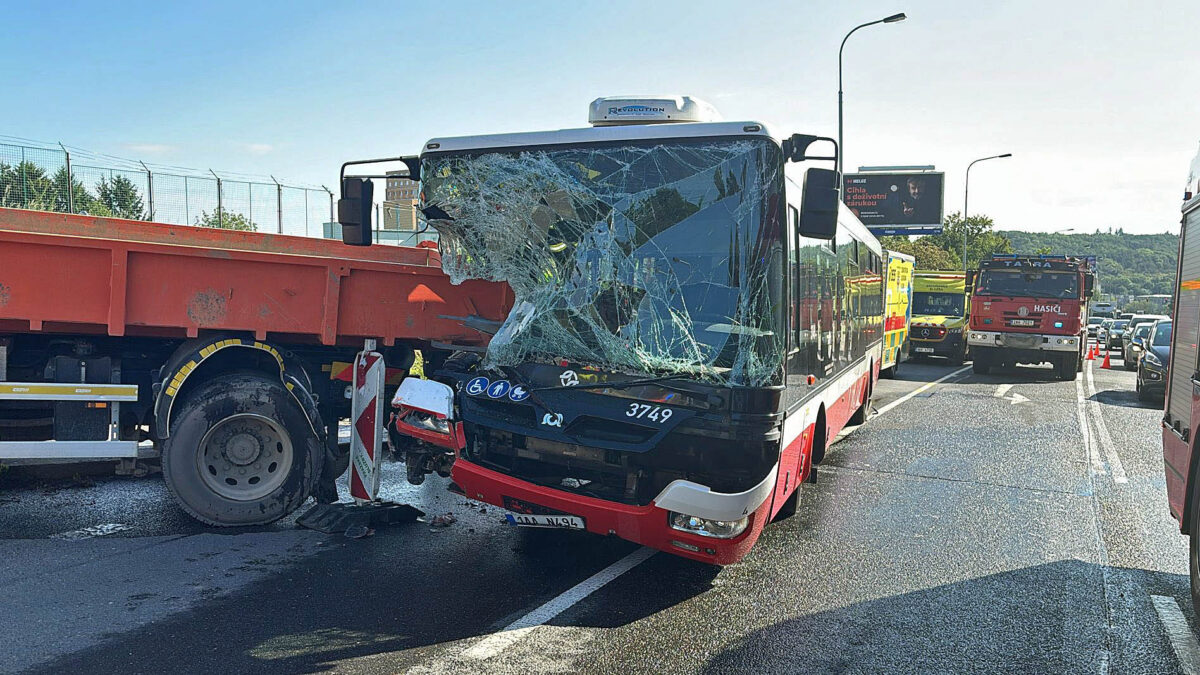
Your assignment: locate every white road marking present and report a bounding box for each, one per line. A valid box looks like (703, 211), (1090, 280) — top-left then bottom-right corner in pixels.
(874, 365), (972, 416)
(993, 383), (1014, 398)
(1076, 376), (1107, 476)
(1151, 595), (1200, 674)
(1085, 361), (1129, 484)
(463, 546), (657, 660)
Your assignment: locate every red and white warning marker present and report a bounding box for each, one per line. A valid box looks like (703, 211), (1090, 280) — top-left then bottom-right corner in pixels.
(350, 339), (386, 503)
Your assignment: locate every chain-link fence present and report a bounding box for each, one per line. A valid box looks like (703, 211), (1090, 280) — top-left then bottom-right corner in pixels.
(0, 141), (336, 238)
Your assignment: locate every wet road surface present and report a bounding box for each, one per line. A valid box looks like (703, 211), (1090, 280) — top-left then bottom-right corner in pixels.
(0, 347), (1193, 674)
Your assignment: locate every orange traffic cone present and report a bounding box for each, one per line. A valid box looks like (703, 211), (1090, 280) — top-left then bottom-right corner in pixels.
(1086, 345), (1094, 360)
(1100, 349), (1111, 369)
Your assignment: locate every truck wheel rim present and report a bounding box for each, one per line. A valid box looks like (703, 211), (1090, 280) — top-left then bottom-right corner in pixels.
(197, 413), (293, 501)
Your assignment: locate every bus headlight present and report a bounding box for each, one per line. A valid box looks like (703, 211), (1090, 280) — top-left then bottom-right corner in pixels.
(668, 512), (748, 539)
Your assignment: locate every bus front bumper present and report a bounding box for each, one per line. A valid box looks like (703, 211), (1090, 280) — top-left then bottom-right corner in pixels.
(451, 459), (777, 565)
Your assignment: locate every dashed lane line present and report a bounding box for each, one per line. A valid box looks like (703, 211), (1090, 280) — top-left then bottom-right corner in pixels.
(1151, 595), (1200, 675)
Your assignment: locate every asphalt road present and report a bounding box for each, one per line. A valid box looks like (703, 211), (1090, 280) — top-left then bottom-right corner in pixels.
(0, 345), (1193, 674)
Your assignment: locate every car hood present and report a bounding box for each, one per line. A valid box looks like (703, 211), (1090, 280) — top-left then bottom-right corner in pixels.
(1147, 344), (1170, 363)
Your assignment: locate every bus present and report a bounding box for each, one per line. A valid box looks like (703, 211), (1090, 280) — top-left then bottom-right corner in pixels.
(367, 96), (885, 564)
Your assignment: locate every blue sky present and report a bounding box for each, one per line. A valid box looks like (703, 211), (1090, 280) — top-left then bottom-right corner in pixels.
(3, 0), (1197, 234)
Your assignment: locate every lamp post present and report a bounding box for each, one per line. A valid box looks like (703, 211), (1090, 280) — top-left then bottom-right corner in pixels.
(963, 153), (1012, 273)
(838, 12), (906, 177)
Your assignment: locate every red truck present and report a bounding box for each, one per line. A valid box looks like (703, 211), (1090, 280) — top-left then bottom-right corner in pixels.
(1163, 185), (1199, 614)
(966, 254), (1094, 380)
(0, 207), (510, 525)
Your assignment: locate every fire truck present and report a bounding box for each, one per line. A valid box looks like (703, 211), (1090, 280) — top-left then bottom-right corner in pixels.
(1162, 149), (1200, 615)
(966, 254), (1094, 380)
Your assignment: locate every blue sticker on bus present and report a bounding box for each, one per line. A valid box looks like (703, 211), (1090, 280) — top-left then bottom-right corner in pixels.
(466, 376), (490, 396)
(486, 380), (511, 399)
(509, 385), (530, 402)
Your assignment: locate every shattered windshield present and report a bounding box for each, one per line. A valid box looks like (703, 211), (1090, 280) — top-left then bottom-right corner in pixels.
(976, 270), (1079, 298)
(421, 137), (785, 387)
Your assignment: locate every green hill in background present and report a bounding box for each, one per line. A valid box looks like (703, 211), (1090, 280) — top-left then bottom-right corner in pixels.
(1000, 230), (1179, 297)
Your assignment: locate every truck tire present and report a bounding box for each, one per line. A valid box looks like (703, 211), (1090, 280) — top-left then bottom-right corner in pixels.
(1189, 476), (1200, 618)
(163, 373), (321, 526)
(1056, 354), (1077, 381)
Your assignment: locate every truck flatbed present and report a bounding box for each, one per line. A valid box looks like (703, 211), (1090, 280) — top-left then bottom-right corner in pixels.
(0, 208), (511, 347)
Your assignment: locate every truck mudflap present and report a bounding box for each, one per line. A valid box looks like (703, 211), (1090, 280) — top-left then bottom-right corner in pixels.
(967, 330), (1080, 353)
(451, 458), (775, 565)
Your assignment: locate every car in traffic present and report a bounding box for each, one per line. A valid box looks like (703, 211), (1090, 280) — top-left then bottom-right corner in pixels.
(1103, 319), (1130, 350)
(1096, 318), (1114, 345)
(1124, 314), (1170, 350)
(1138, 319), (1171, 402)
(1087, 316), (1105, 338)
(1125, 321), (1154, 371)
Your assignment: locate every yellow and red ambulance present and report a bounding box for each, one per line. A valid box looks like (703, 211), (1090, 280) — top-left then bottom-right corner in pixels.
(910, 271), (970, 364)
(881, 250), (915, 377)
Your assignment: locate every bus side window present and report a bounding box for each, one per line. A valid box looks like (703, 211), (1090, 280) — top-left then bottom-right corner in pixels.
(789, 205), (800, 351)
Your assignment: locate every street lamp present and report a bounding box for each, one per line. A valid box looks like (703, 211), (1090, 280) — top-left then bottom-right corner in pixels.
(838, 12), (906, 177)
(963, 153), (1012, 273)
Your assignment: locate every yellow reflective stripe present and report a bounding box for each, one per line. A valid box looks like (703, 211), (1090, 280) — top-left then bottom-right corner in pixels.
(0, 383), (138, 399)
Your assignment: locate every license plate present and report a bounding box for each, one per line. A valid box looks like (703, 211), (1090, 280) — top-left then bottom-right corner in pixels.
(1011, 319), (1035, 327)
(914, 347), (935, 353)
(505, 513), (585, 530)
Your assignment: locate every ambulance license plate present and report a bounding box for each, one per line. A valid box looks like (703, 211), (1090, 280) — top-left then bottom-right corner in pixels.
(914, 347), (935, 353)
(505, 513), (585, 530)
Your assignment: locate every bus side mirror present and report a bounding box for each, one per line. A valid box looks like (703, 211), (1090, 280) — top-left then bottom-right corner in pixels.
(798, 168), (839, 240)
(338, 177), (374, 246)
(1084, 275), (1095, 298)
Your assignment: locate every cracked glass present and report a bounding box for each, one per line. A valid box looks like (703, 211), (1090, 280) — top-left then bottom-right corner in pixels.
(421, 137), (786, 387)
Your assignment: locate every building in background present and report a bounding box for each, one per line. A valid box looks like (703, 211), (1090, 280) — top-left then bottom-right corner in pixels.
(383, 171), (419, 232)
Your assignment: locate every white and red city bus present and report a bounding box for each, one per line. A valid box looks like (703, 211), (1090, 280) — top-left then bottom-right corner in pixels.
(376, 97), (884, 564)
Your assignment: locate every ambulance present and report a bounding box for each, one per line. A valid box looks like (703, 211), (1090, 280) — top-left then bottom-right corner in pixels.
(881, 250), (915, 377)
(909, 271), (970, 364)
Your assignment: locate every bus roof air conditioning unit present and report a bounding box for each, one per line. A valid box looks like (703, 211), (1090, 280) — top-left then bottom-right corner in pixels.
(588, 95), (721, 126)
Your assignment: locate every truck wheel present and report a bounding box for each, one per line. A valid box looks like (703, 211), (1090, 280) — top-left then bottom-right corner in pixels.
(163, 373), (321, 526)
(1056, 354), (1077, 381)
(950, 345), (966, 367)
(1189, 478), (1200, 618)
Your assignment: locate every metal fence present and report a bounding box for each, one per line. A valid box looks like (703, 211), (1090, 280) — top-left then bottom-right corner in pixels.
(0, 141), (335, 237)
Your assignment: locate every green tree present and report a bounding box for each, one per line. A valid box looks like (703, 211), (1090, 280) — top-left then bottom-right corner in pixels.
(1034, 245), (1053, 255)
(49, 167), (98, 214)
(924, 211), (1013, 271)
(195, 207), (257, 231)
(96, 175), (146, 220)
(0, 161), (56, 210)
(879, 235), (961, 270)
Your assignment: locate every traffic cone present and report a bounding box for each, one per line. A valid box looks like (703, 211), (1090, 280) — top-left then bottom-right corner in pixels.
(1086, 345), (1094, 360)
(1100, 349), (1111, 369)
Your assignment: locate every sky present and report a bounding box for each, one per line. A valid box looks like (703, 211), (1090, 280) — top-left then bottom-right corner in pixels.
(2, 0), (1197, 234)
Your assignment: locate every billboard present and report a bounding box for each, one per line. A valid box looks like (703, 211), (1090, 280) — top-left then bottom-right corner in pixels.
(843, 172), (945, 235)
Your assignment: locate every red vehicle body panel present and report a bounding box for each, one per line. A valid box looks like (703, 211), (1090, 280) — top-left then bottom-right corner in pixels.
(0, 208), (512, 347)
(969, 297), (1086, 335)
